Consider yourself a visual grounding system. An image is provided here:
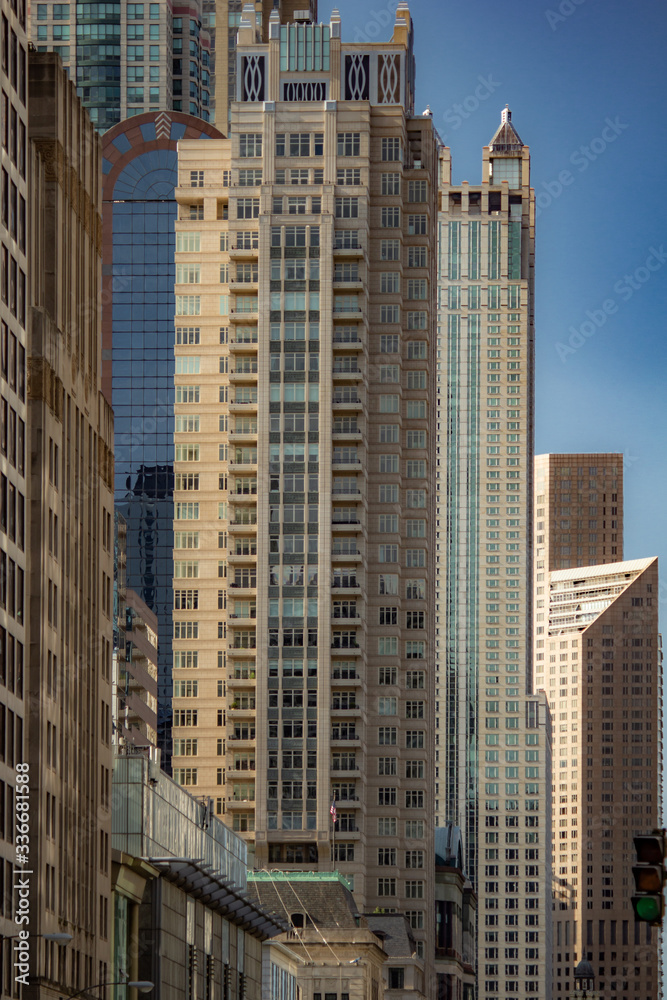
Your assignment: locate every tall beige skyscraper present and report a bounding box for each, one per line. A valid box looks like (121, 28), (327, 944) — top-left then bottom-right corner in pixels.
(544, 558), (660, 998)
(27, 53), (115, 996)
(0, 0), (28, 983)
(436, 110), (553, 1000)
(172, 2), (438, 978)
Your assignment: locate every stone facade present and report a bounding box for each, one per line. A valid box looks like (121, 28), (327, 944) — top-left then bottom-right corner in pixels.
(545, 558), (660, 998)
(26, 51), (115, 1000)
(172, 1), (438, 982)
(0, 0), (28, 989)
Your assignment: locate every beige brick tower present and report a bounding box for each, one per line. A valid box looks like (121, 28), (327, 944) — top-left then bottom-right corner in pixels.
(173, 2), (437, 984)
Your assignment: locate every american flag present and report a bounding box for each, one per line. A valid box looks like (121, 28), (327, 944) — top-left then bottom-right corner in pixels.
(330, 798), (337, 824)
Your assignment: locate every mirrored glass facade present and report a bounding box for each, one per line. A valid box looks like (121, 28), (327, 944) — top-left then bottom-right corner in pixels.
(102, 112), (223, 766)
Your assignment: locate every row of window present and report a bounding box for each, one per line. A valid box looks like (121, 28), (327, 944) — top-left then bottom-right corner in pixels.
(237, 133), (403, 161)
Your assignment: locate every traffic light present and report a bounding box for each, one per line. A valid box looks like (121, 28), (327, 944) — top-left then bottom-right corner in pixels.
(631, 831), (666, 925)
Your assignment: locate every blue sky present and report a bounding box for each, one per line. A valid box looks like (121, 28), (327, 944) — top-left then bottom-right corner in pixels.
(337, 0), (667, 604)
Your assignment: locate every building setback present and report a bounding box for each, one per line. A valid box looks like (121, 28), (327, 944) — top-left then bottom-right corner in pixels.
(544, 558), (660, 998)
(436, 109), (553, 1000)
(26, 51), (115, 997)
(214, 1), (318, 133)
(31, 0), (212, 131)
(0, 0), (28, 987)
(173, 0), (438, 978)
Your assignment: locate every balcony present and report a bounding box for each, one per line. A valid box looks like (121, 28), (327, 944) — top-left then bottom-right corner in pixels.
(333, 394), (363, 410)
(229, 340), (258, 354)
(331, 584), (360, 597)
(331, 551), (362, 564)
(229, 279), (258, 292)
(333, 277), (364, 290)
(227, 676), (257, 691)
(333, 242), (366, 259)
(229, 244), (259, 259)
(229, 398), (258, 411)
(228, 558), (258, 573)
(333, 373), (363, 388)
(332, 519), (362, 531)
(226, 795), (257, 808)
(227, 733), (256, 745)
(331, 615), (362, 628)
(228, 615), (257, 628)
(229, 309), (259, 323)
(229, 367), (258, 382)
(332, 457), (362, 472)
(331, 482), (361, 493)
(228, 462), (258, 475)
(229, 511), (257, 525)
(227, 703), (257, 717)
(332, 432), (362, 446)
(330, 730), (360, 744)
(229, 430), (258, 443)
(331, 670), (362, 685)
(229, 584), (257, 597)
(333, 308), (364, 322)
(333, 331), (365, 349)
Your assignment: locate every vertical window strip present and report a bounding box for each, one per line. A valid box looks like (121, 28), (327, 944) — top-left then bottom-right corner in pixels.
(488, 220), (500, 280)
(448, 221), (460, 280)
(508, 220), (522, 279)
(468, 220), (480, 280)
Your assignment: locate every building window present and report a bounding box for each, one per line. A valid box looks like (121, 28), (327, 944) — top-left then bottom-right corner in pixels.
(381, 137), (402, 162)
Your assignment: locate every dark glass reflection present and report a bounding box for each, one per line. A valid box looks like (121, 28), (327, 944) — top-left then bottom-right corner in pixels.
(111, 177), (177, 769)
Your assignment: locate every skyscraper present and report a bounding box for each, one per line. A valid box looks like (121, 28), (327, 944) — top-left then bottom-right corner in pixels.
(534, 452), (623, 572)
(0, 0), (28, 983)
(173, 0), (438, 974)
(31, 0), (212, 131)
(101, 110), (223, 765)
(544, 557), (660, 998)
(213, 0), (318, 132)
(534, 452), (624, 693)
(27, 51), (114, 995)
(436, 110), (553, 1000)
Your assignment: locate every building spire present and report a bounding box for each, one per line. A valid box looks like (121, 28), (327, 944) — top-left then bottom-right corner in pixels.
(488, 104), (524, 152)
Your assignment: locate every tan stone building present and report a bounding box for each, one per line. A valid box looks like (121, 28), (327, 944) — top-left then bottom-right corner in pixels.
(26, 52), (115, 998)
(0, 0), (29, 987)
(248, 872), (389, 1000)
(172, 0), (438, 976)
(544, 558), (660, 999)
(436, 110), (553, 1000)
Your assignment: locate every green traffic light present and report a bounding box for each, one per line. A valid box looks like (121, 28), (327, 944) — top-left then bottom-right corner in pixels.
(634, 896), (662, 922)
